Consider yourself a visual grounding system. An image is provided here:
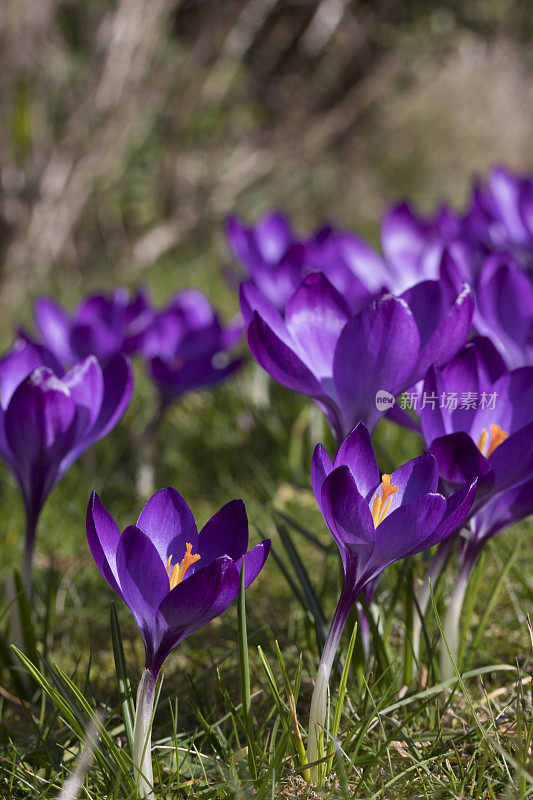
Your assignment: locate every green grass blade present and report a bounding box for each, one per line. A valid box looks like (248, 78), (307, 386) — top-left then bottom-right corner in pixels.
(109, 603), (135, 754)
(326, 620), (358, 778)
(276, 523), (327, 651)
(468, 538), (521, 658)
(237, 559), (257, 781)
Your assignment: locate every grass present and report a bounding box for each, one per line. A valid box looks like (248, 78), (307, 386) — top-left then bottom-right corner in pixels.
(0, 355), (530, 798)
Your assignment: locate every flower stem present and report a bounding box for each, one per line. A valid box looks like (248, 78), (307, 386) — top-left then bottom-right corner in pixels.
(136, 405), (164, 501)
(440, 543), (478, 682)
(132, 668), (158, 798)
(22, 511), (38, 599)
(307, 589), (353, 782)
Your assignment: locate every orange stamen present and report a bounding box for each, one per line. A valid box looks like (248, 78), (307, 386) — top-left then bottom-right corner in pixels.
(477, 424), (508, 458)
(166, 543), (201, 590)
(486, 424), (508, 457)
(371, 474), (399, 527)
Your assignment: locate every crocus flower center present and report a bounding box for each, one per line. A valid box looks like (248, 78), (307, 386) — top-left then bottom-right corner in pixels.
(371, 474), (399, 528)
(476, 424), (509, 458)
(166, 543), (201, 590)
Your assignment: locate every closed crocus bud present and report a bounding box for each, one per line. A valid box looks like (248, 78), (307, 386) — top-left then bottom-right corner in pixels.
(0, 339), (133, 588)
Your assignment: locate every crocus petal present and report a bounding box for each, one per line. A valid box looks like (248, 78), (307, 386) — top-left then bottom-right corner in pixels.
(429, 432), (493, 487)
(333, 295), (420, 432)
(488, 166), (530, 244)
(253, 211), (294, 262)
(476, 256), (533, 368)
(336, 233), (390, 293)
(62, 356), (104, 440)
(485, 422), (533, 497)
(86, 491), (122, 597)
(234, 539), (272, 589)
(470, 367), (533, 441)
(320, 466), (375, 571)
(152, 555), (240, 673)
(432, 480), (477, 542)
(137, 487), (198, 565)
(381, 203), (428, 286)
(378, 453), (439, 513)
(197, 498), (249, 566)
(34, 298), (74, 365)
(0, 339), (64, 409)
(471, 478), (533, 544)
(332, 422), (380, 501)
(239, 282), (292, 340)
(311, 443), (333, 512)
(404, 282), (474, 384)
(419, 367), (449, 443)
(60, 354), (133, 472)
(116, 525), (171, 654)
(367, 493), (447, 578)
(284, 272), (351, 379)
(83, 354), (133, 444)
(247, 312), (326, 397)
(5, 368), (77, 512)
(69, 321), (121, 364)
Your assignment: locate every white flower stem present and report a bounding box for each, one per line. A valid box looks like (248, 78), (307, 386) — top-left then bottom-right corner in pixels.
(307, 592), (352, 782)
(440, 555), (474, 682)
(132, 669), (158, 798)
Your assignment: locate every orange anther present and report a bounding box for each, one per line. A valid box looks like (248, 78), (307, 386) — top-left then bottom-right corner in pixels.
(166, 543), (201, 590)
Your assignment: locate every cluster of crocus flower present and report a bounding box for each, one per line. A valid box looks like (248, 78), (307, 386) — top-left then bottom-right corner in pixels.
(1, 162), (531, 794)
(229, 163), (533, 774)
(229, 165), (533, 372)
(31, 285), (243, 408)
(0, 284), (243, 586)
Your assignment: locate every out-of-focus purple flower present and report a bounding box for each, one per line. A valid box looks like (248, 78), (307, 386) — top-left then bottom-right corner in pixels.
(87, 487), (270, 677)
(34, 287), (153, 367)
(418, 337), (533, 553)
(140, 289), (243, 408)
(228, 204), (480, 313)
(473, 253), (533, 368)
(466, 165), (533, 256)
(0, 339), (133, 584)
(340, 202), (479, 295)
(226, 212), (374, 312)
(241, 273), (473, 439)
(306, 422), (476, 774)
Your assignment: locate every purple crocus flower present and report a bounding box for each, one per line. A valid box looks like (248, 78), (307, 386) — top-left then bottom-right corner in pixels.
(141, 289), (243, 409)
(241, 272), (473, 440)
(226, 212), (373, 312)
(34, 287), (153, 367)
(416, 337), (533, 677)
(306, 422), (476, 775)
(420, 337), (533, 511)
(473, 253), (533, 369)
(0, 339), (133, 586)
(87, 487), (270, 795)
(465, 165), (533, 257)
